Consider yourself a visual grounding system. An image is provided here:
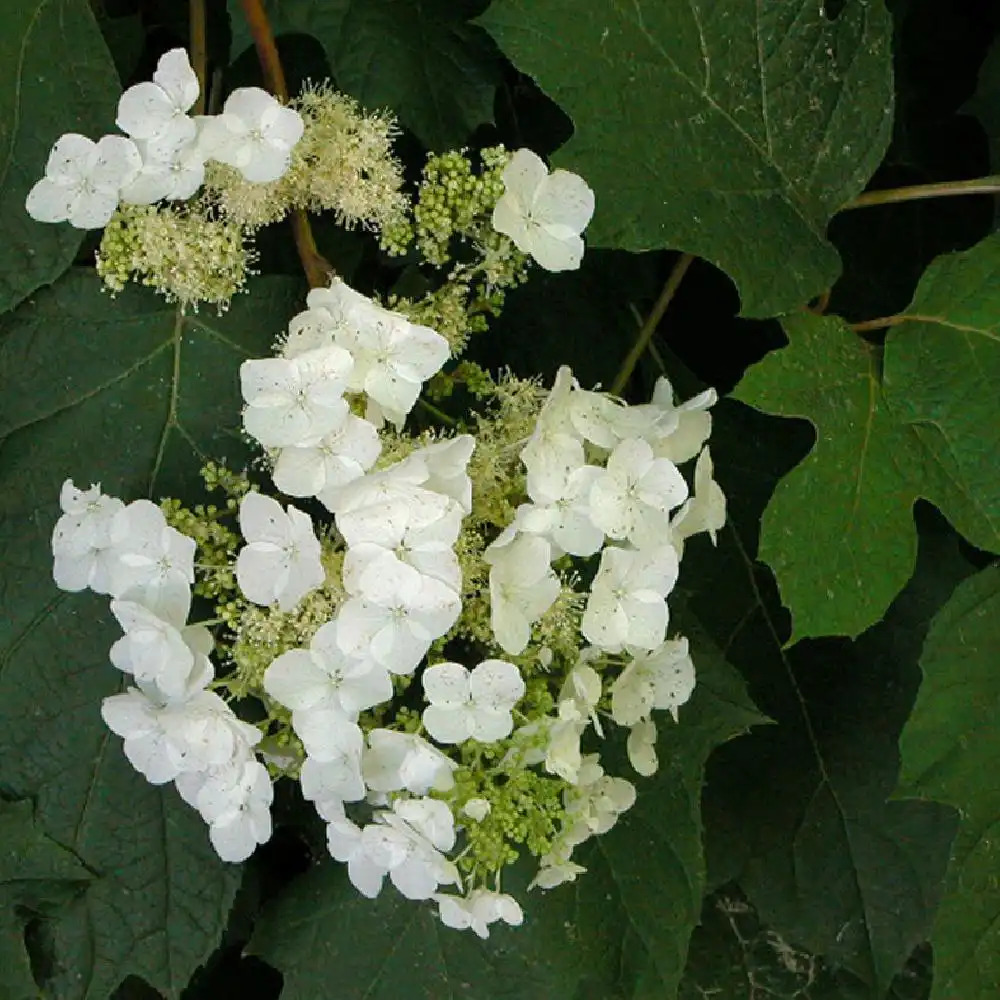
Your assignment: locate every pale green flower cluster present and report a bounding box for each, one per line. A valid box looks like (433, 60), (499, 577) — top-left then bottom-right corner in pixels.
(383, 147), (530, 356)
(203, 82), (409, 236)
(96, 203), (255, 311)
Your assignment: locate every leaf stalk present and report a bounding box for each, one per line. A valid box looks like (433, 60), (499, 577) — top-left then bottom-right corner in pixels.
(842, 175), (1000, 211)
(610, 253), (694, 396)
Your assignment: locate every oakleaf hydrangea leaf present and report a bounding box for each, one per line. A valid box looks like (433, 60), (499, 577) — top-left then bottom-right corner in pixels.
(0, 271), (305, 998)
(691, 403), (970, 994)
(0, 0), (119, 314)
(478, 0), (893, 317)
(897, 565), (1000, 1000)
(735, 232), (1000, 638)
(0, 799), (94, 1000)
(228, 0), (501, 150)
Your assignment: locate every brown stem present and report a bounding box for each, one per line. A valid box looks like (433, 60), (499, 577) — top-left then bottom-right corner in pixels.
(850, 314), (908, 333)
(189, 0), (207, 115)
(238, 0), (289, 99)
(610, 253), (694, 396)
(290, 208), (333, 288)
(807, 288), (831, 315)
(238, 0), (333, 287)
(842, 176), (1000, 211)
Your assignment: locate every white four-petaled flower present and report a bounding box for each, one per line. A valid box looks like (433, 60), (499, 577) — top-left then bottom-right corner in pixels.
(434, 889), (524, 938)
(241, 346), (354, 448)
(201, 87), (305, 183)
(26, 133), (141, 229)
(589, 437), (688, 548)
(51, 479), (124, 593)
(492, 148), (594, 272)
(485, 533), (560, 655)
(264, 618), (392, 719)
(610, 637), (695, 726)
(581, 544), (679, 651)
(422, 659), (525, 744)
(116, 47), (199, 154)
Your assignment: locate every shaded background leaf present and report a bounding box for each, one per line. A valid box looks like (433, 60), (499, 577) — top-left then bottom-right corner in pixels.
(478, 0), (893, 317)
(0, 271), (305, 998)
(0, 0), (120, 314)
(0, 800), (93, 1000)
(684, 399), (974, 996)
(897, 564), (1000, 1000)
(228, 0), (501, 150)
(679, 886), (934, 1000)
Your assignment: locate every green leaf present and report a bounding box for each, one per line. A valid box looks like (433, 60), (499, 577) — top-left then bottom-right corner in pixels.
(0, 798), (92, 886)
(0, 270), (306, 998)
(679, 886), (934, 1000)
(473, 248), (665, 389)
(896, 564), (1000, 1000)
(0, 799), (93, 1000)
(734, 233), (1000, 638)
(248, 637), (763, 1000)
(0, 0), (120, 314)
(96, 11), (146, 85)
(477, 0), (893, 318)
(228, 0), (501, 150)
(688, 401), (968, 996)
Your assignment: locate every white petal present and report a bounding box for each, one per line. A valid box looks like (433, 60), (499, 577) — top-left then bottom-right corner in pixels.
(534, 169), (595, 233)
(501, 148), (547, 204)
(239, 142), (292, 183)
(262, 103), (305, 148)
(529, 227), (584, 272)
(25, 178), (76, 224)
(238, 492), (288, 544)
(117, 82), (174, 139)
(468, 706), (514, 743)
(264, 650), (330, 711)
(209, 814), (259, 862)
(391, 857), (440, 901)
(422, 662), (470, 708)
(236, 545), (284, 606)
(44, 133), (95, 181)
(348, 854), (387, 898)
(469, 659), (525, 711)
(491, 194), (531, 248)
(223, 87), (281, 126)
(423, 705), (473, 745)
(91, 135), (143, 190)
(68, 188), (120, 230)
(154, 48), (199, 109)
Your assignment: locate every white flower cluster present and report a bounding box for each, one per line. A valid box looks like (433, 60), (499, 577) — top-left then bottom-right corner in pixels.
(234, 277), (523, 927)
(26, 48), (303, 229)
(49, 239), (723, 937)
(50, 482), (272, 862)
(487, 366), (725, 888)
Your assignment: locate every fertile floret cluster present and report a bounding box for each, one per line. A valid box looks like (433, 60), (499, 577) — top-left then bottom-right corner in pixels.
(202, 82), (409, 237)
(39, 42), (722, 941)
